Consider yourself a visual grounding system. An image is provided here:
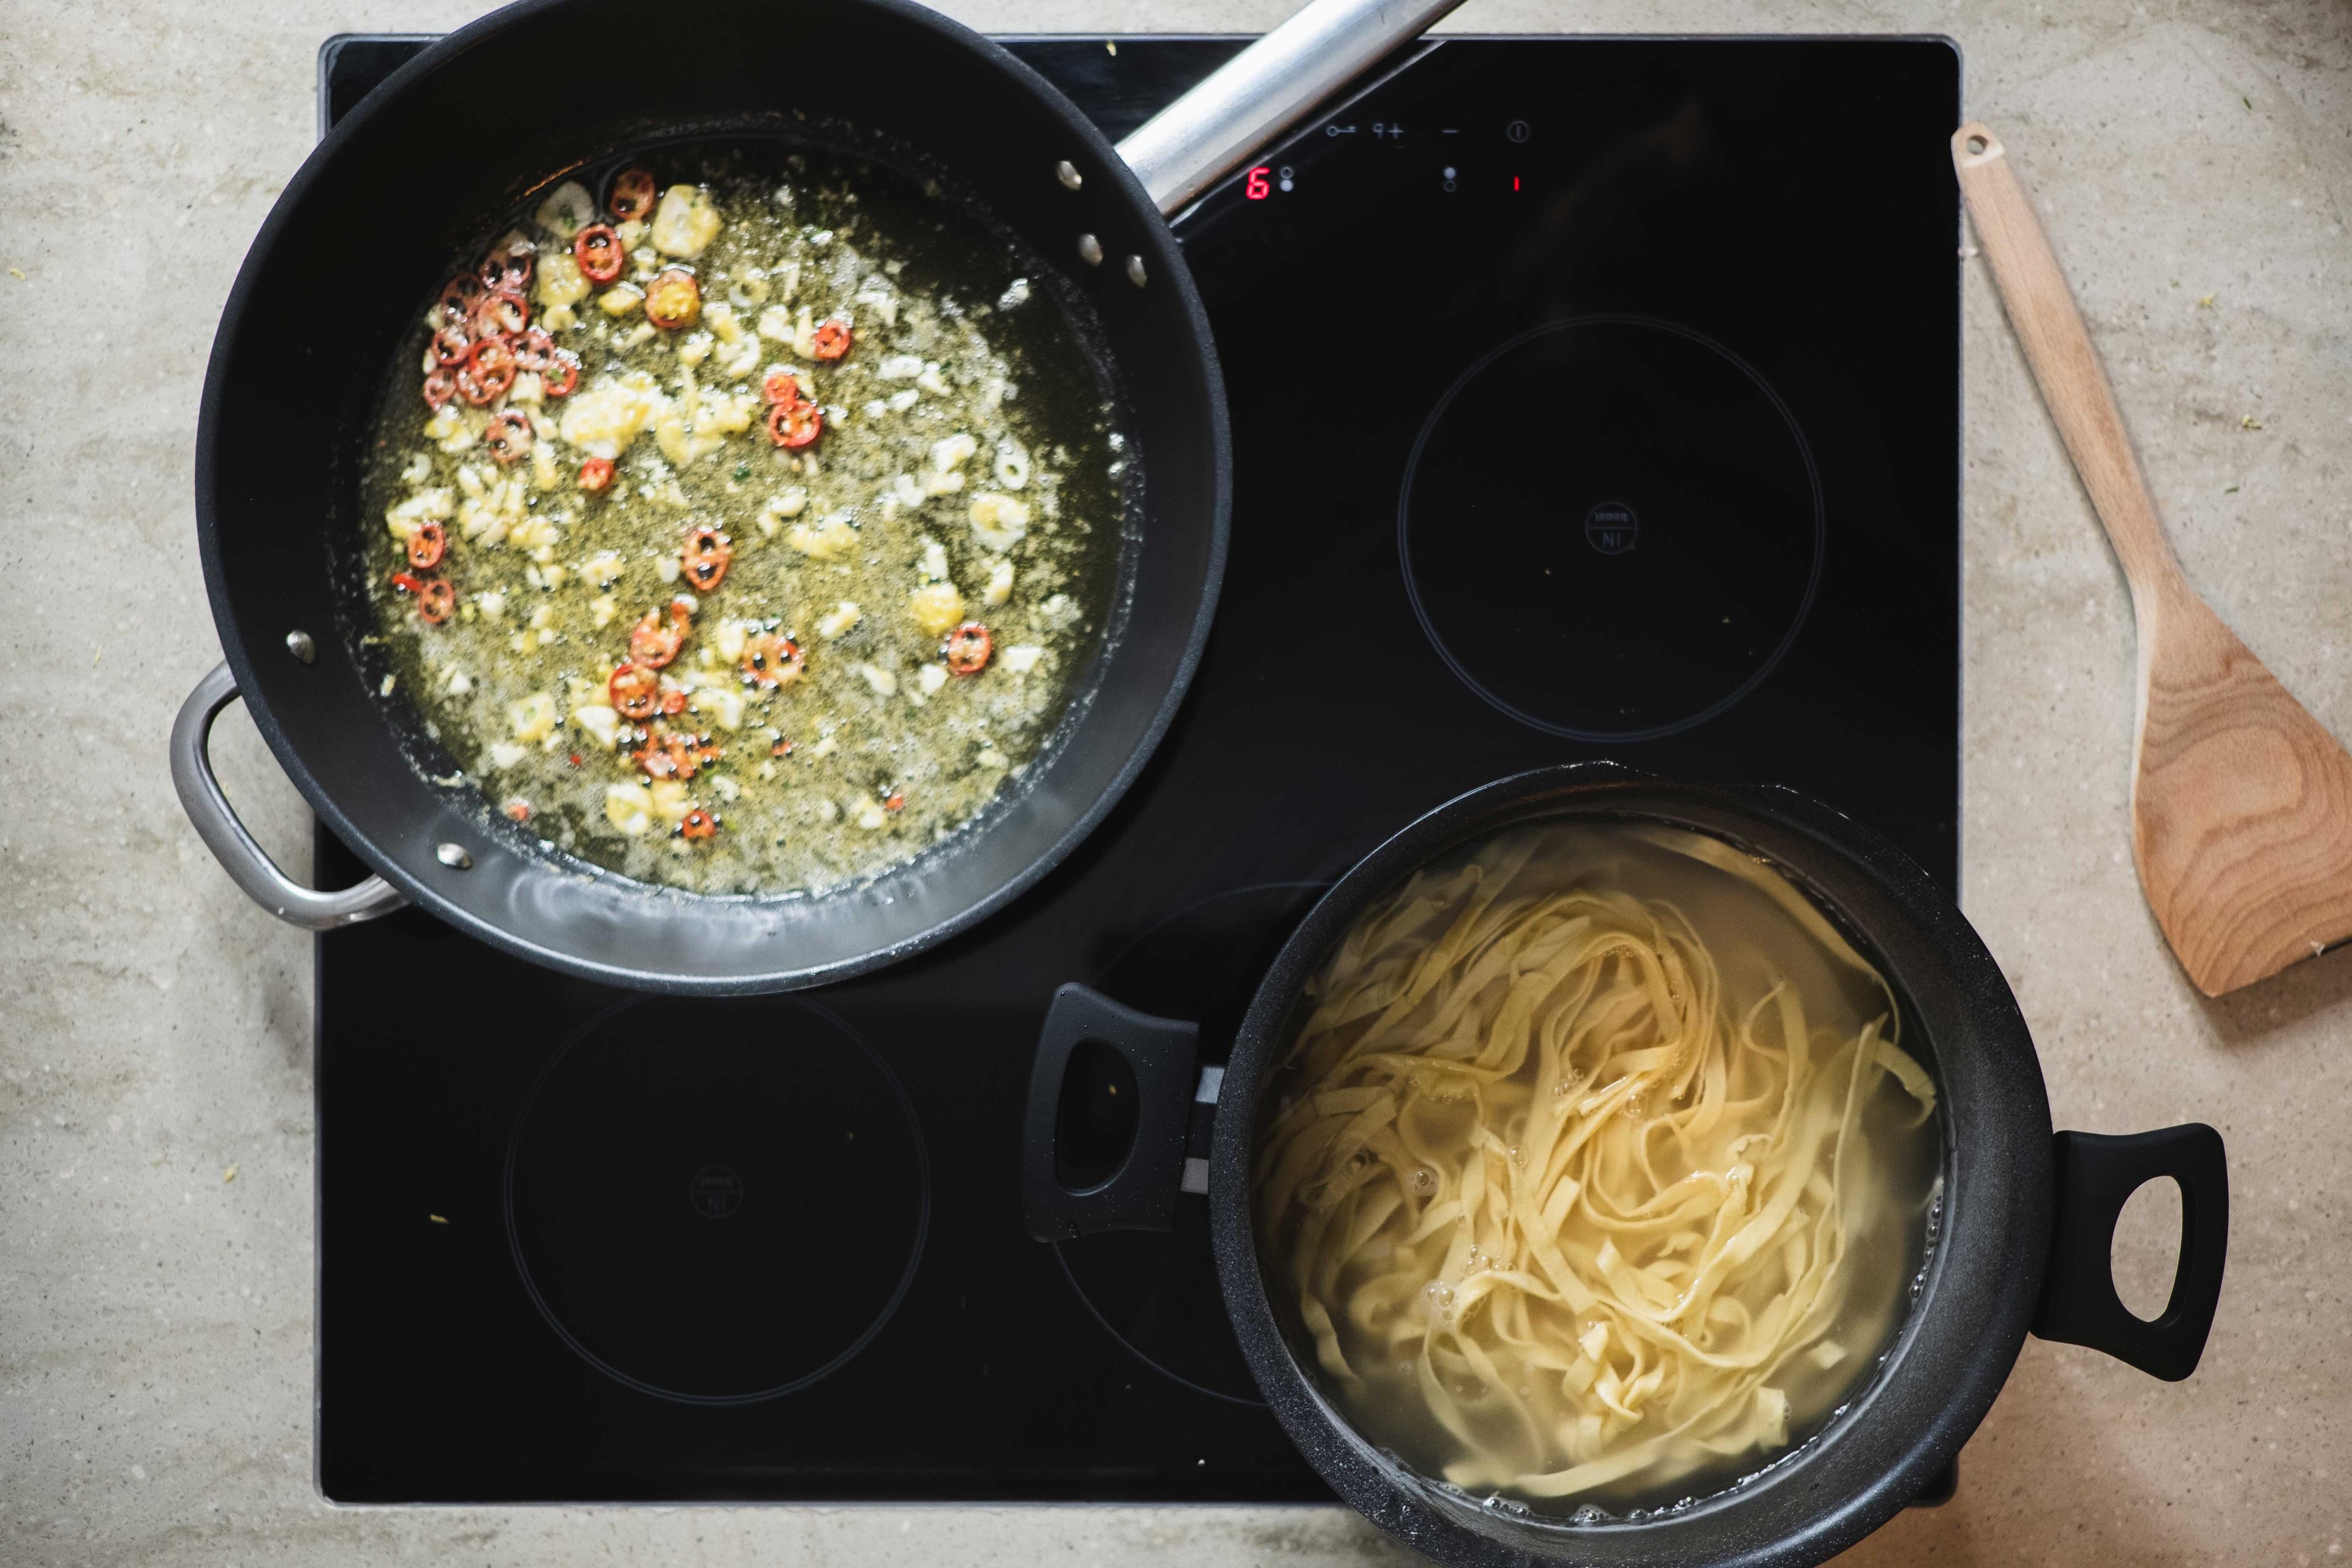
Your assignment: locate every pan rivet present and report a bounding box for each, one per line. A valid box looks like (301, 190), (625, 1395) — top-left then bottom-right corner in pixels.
(435, 842), (473, 870)
(285, 630), (316, 665)
(1055, 160), (1084, 190)
(1076, 233), (1104, 266)
(1125, 254), (1148, 288)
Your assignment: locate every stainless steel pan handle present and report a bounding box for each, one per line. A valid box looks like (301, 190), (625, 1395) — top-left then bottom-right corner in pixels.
(1116, 0), (1468, 217)
(171, 662), (409, 930)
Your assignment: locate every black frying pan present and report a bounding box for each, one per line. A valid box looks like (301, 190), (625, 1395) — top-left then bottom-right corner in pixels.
(172, 0), (1460, 993)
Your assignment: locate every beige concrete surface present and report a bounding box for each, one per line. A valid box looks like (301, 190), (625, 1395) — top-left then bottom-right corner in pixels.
(2, 0), (2347, 1562)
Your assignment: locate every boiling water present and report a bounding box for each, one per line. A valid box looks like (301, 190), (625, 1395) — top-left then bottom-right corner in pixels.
(1254, 820), (1945, 1518)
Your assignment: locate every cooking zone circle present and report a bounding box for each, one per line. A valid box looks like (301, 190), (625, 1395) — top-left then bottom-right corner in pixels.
(1398, 316), (1824, 742)
(505, 995), (927, 1404)
(1054, 882), (1329, 1404)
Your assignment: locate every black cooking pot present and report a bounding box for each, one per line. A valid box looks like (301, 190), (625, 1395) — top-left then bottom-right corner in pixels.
(169, 0), (1462, 992)
(1023, 765), (2226, 1568)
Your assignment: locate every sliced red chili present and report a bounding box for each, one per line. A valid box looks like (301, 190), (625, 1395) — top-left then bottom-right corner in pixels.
(643, 268), (700, 330)
(422, 369), (457, 410)
(540, 349), (580, 398)
(477, 243), (533, 294)
(739, 632), (805, 689)
(883, 790), (905, 813)
(457, 337), (516, 405)
(767, 397), (821, 449)
(431, 326), (472, 366)
(470, 287), (528, 341)
(770, 736), (795, 758)
(407, 521), (447, 569)
(658, 680), (688, 716)
(503, 799), (533, 823)
(679, 807), (718, 842)
(680, 526), (731, 590)
(484, 410), (534, 466)
(390, 570), (425, 597)
(760, 368), (800, 405)
(573, 223), (625, 284)
(943, 621), (992, 676)
(608, 167), (657, 222)
(609, 663), (661, 721)
(417, 578), (456, 625)
(510, 327), (554, 371)
(628, 600), (690, 668)
(810, 319), (852, 360)
(579, 456), (616, 492)
(437, 274), (484, 329)
(633, 726), (717, 782)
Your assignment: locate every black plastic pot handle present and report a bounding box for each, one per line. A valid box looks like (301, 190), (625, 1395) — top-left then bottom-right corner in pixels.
(2031, 1124), (2227, 1381)
(1022, 984), (1199, 1242)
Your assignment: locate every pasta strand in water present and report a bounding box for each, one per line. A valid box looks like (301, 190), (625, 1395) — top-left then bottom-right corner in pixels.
(1254, 824), (1939, 1513)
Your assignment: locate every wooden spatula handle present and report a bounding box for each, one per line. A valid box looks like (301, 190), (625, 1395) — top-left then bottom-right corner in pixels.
(1952, 124), (2182, 598)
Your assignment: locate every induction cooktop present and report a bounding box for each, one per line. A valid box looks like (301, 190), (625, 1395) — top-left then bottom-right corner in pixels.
(311, 32), (1961, 1504)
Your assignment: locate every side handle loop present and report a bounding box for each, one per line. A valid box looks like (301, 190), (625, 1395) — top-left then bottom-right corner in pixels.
(171, 662), (407, 931)
(1022, 984), (1199, 1241)
(2032, 1124), (2228, 1381)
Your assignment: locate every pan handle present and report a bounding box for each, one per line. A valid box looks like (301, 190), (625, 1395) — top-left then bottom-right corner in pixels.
(1023, 984), (1200, 1240)
(1115, 0), (1469, 216)
(2031, 1125), (2228, 1381)
(171, 662), (409, 931)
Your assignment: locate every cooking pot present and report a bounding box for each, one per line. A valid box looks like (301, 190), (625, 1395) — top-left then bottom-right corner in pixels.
(170, 0), (1464, 993)
(1023, 764), (2226, 1567)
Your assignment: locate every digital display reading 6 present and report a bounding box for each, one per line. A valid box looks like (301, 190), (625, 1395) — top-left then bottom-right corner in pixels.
(1245, 165), (1272, 200)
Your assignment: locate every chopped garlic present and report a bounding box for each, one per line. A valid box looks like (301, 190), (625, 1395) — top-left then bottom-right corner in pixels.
(509, 691), (557, 742)
(969, 492), (1031, 551)
(918, 663), (949, 696)
(690, 684), (746, 730)
(583, 551), (625, 589)
(756, 304), (795, 342)
(816, 601), (862, 639)
(1000, 645), (1045, 675)
(982, 559), (1015, 607)
(650, 184), (722, 258)
(572, 704), (620, 748)
(854, 797), (889, 831)
(876, 354), (925, 381)
(858, 663), (899, 697)
(788, 516), (859, 560)
(931, 432), (978, 473)
(908, 581), (964, 638)
(714, 620), (748, 662)
(488, 741), (527, 769)
(917, 537), (949, 581)
(598, 283), (644, 317)
(605, 782), (655, 835)
(535, 252), (589, 307)
(993, 439), (1030, 489)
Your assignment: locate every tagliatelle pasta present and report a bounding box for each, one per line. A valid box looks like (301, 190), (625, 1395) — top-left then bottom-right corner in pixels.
(1254, 823), (1940, 1514)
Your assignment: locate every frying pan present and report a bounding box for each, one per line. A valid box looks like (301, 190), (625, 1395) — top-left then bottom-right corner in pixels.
(171, 0), (1463, 993)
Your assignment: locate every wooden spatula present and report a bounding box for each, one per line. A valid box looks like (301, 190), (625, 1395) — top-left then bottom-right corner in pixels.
(1953, 121), (2352, 996)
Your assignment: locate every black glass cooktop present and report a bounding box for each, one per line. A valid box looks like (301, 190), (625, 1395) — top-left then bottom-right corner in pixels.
(313, 32), (1961, 1503)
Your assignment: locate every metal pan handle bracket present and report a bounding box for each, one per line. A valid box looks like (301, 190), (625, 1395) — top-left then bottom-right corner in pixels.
(171, 662), (408, 931)
(1116, 0), (1469, 217)
(1022, 983), (1200, 1240)
(2032, 1124), (2228, 1381)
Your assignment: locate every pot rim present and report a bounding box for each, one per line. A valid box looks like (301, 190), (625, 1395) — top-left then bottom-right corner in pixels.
(1206, 763), (2052, 1568)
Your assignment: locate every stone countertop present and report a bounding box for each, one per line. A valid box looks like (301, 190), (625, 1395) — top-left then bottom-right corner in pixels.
(3, 0), (2346, 1562)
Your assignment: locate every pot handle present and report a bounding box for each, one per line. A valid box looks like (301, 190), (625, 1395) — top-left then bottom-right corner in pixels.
(2032, 1124), (2227, 1381)
(1115, 0), (1467, 217)
(172, 662), (409, 931)
(1023, 983), (1202, 1241)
